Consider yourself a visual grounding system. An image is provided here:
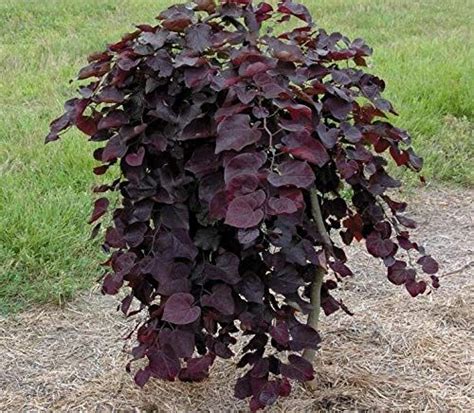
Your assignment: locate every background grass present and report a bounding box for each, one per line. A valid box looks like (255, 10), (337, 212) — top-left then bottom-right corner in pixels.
(0, 0), (472, 314)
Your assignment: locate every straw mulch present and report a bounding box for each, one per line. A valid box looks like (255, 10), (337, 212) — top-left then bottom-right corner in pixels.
(1, 187), (473, 412)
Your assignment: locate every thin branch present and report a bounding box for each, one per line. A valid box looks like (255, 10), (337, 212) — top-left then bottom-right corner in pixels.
(263, 116), (277, 169)
(310, 189), (333, 255)
(439, 261), (474, 278)
(202, 13), (219, 24)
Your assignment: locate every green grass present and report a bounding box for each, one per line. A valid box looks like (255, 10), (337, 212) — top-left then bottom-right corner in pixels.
(0, 0), (472, 314)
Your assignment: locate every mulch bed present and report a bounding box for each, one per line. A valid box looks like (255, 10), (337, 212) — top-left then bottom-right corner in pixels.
(1, 187), (473, 411)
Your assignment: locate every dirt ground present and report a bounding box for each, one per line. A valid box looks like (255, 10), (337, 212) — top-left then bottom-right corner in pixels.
(1, 187), (473, 412)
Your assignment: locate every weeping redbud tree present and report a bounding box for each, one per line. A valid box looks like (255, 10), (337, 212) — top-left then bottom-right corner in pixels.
(46, 0), (439, 410)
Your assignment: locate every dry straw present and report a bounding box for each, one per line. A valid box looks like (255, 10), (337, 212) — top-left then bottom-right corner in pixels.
(1, 188), (472, 411)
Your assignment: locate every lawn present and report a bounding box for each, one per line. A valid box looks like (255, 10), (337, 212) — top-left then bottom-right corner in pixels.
(0, 0), (472, 314)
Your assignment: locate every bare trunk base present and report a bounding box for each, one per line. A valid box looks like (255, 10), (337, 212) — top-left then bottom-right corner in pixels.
(302, 266), (324, 364)
(303, 188), (330, 390)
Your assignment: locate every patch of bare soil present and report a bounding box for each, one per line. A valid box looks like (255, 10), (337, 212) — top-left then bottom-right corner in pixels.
(1, 187), (473, 412)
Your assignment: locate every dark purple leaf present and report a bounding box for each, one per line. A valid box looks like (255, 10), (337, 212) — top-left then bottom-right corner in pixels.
(159, 328), (195, 358)
(329, 261), (353, 277)
(316, 124), (339, 149)
(417, 256), (439, 274)
(124, 222), (147, 247)
(185, 23), (212, 52)
(238, 228), (260, 244)
(125, 146), (145, 166)
(135, 368), (151, 387)
(158, 5), (194, 32)
(268, 266), (304, 294)
(269, 320), (290, 346)
(289, 324), (321, 351)
(267, 197), (298, 215)
(180, 117), (214, 141)
(280, 355), (314, 382)
(238, 273), (265, 304)
(97, 86), (125, 103)
(258, 381), (280, 406)
(396, 214), (417, 229)
(149, 346), (181, 380)
(184, 65), (212, 88)
(185, 145), (219, 177)
(324, 96), (352, 120)
(387, 261), (411, 285)
(98, 110), (128, 130)
(78, 61), (110, 80)
(162, 293), (201, 325)
(235, 373), (253, 400)
(88, 198), (109, 223)
(140, 31), (168, 49)
(341, 122), (362, 143)
(366, 232), (396, 258)
(201, 284), (235, 315)
(216, 114), (262, 154)
(102, 273), (123, 295)
(267, 38), (304, 63)
(179, 353), (215, 381)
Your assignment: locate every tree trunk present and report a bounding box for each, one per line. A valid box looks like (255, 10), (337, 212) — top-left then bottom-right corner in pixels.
(302, 188), (331, 385)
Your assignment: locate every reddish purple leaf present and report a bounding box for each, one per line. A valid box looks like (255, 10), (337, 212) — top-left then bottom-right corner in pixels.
(267, 197), (298, 215)
(278, 0), (312, 23)
(281, 131), (330, 167)
(78, 61), (110, 80)
(225, 190), (266, 229)
(268, 160), (315, 189)
(387, 261), (410, 285)
(405, 280), (427, 297)
(224, 152), (267, 183)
